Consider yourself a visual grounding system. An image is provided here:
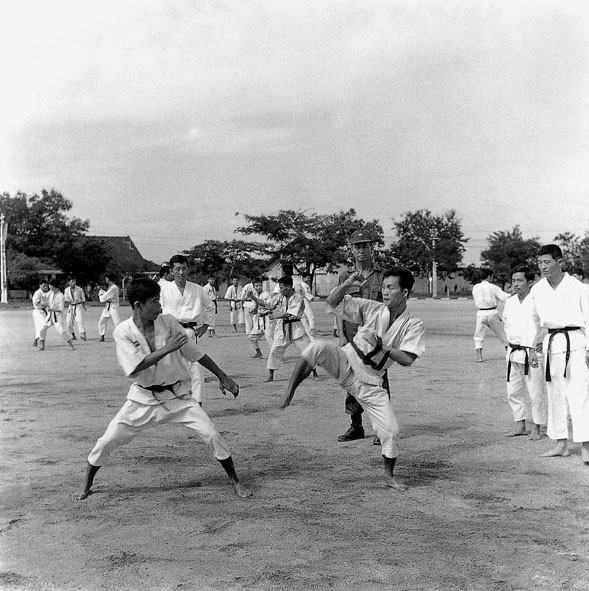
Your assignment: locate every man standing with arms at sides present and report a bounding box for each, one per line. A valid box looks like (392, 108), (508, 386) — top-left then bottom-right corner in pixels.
(241, 277), (256, 337)
(225, 277), (245, 333)
(64, 276), (87, 341)
(203, 276), (218, 337)
(336, 230), (385, 444)
(523, 245), (589, 463)
(159, 255), (214, 406)
(98, 274), (121, 342)
(502, 266), (547, 439)
(472, 268), (509, 362)
(32, 278), (51, 347)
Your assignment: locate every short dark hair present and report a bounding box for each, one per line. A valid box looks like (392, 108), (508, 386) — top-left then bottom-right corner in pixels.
(511, 265), (535, 282)
(480, 268), (494, 280)
(572, 266), (585, 278)
(278, 276), (294, 287)
(252, 277), (264, 284)
(159, 265), (170, 278)
(48, 279), (61, 290)
(169, 254), (188, 267)
(382, 267), (415, 294)
(128, 278), (160, 307)
(538, 244), (563, 260)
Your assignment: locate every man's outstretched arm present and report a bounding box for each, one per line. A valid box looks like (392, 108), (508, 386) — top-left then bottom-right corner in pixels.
(198, 354), (240, 397)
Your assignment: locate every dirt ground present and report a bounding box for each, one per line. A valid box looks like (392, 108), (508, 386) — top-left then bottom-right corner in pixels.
(1, 298), (589, 591)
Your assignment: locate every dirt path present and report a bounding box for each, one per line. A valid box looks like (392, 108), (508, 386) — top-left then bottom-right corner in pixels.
(1, 300), (588, 591)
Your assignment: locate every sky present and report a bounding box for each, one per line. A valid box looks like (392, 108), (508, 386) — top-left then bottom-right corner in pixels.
(1, 0), (588, 266)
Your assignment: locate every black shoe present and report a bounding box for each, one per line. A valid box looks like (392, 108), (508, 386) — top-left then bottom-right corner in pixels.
(373, 436), (381, 446)
(337, 425), (364, 442)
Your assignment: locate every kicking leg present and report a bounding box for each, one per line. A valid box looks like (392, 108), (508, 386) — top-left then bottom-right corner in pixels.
(280, 358), (314, 408)
(218, 456), (252, 498)
(75, 463), (101, 500)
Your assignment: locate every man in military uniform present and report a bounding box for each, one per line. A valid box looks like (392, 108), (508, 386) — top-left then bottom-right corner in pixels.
(336, 229), (386, 444)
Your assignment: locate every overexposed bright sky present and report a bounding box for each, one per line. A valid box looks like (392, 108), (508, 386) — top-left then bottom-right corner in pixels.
(1, 0), (588, 264)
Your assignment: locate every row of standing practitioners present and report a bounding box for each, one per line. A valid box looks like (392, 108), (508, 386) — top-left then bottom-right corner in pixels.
(472, 246), (589, 463)
(32, 275), (121, 350)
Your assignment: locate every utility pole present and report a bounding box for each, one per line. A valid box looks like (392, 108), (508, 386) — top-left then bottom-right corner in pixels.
(431, 228), (439, 299)
(0, 214), (8, 304)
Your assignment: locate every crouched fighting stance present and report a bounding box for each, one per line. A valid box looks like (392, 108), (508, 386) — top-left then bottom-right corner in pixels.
(76, 278), (251, 500)
(280, 267), (425, 491)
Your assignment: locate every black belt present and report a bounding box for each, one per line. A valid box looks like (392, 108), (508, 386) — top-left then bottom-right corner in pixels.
(546, 327), (581, 382)
(282, 317), (301, 341)
(478, 307), (497, 311)
(179, 322), (198, 329)
(350, 337), (391, 372)
(506, 343), (529, 382)
(143, 380), (184, 403)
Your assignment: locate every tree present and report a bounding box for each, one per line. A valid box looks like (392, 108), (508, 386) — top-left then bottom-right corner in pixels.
(386, 209), (468, 278)
(480, 226), (540, 285)
(0, 189), (111, 286)
(235, 209), (384, 281)
(184, 239), (267, 284)
(554, 232), (583, 271)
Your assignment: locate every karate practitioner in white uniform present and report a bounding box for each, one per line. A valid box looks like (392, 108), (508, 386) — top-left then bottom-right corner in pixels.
(472, 268), (509, 362)
(280, 267), (425, 491)
(203, 276), (218, 337)
(98, 275), (121, 341)
(502, 266), (547, 439)
(224, 277), (244, 332)
(243, 278), (271, 358)
(32, 279), (51, 347)
(75, 277), (251, 500)
(159, 255), (214, 405)
(522, 244), (589, 464)
(240, 279), (255, 336)
(38, 280), (75, 350)
(64, 277), (87, 341)
(256, 276), (316, 383)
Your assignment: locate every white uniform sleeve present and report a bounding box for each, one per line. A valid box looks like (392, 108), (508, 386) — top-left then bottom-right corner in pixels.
(114, 325), (148, 377)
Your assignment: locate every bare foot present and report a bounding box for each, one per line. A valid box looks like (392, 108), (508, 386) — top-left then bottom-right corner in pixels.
(233, 481), (252, 498)
(581, 445), (589, 465)
(528, 432), (543, 441)
(385, 476), (408, 492)
(265, 376), (274, 383)
(75, 490), (92, 500)
(504, 430), (526, 437)
(541, 445), (570, 457)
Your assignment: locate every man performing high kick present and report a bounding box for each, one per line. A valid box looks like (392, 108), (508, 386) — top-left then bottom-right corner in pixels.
(280, 267), (425, 491)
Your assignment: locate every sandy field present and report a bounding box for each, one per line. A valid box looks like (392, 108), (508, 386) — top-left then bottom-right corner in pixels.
(1, 298), (589, 591)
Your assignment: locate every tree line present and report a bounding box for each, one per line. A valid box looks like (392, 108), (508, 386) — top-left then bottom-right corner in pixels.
(2, 189), (588, 292)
